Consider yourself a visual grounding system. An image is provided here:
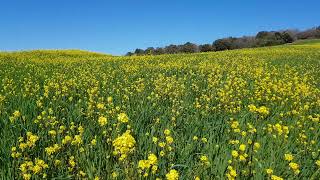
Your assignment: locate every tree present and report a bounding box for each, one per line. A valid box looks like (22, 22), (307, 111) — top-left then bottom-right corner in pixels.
(126, 26), (318, 56)
(134, 49), (145, 56)
(199, 44), (213, 52)
(180, 42), (198, 53)
(153, 47), (165, 55)
(164, 45), (179, 54)
(281, 32), (294, 43)
(213, 38), (236, 51)
(126, 52), (134, 56)
(145, 47), (155, 55)
(256, 31), (270, 39)
(233, 36), (256, 49)
(297, 27), (320, 39)
(316, 26), (320, 38)
(255, 31), (285, 46)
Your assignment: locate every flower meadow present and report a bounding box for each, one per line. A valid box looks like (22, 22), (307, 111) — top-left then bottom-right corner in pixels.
(0, 44), (319, 179)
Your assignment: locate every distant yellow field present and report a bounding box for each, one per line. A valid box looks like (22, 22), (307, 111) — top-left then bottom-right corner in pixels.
(0, 43), (319, 179)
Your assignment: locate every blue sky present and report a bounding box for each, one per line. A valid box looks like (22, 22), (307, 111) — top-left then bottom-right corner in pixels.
(0, 0), (319, 55)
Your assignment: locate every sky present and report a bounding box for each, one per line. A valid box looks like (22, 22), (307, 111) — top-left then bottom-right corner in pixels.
(0, 0), (319, 55)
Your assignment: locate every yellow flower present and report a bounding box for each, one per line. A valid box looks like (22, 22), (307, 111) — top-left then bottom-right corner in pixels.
(79, 171), (86, 177)
(164, 129), (171, 135)
(48, 130), (57, 136)
(78, 126), (84, 134)
(69, 156), (76, 168)
(152, 137), (158, 143)
(316, 160), (320, 167)
(26, 132), (39, 147)
(166, 136), (174, 144)
(159, 142), (166, 148)
(271, 175), (283, 180)
(152, 165), (158, 174)
(227, 166), (237, 178)
(284, 153), (294, 161)
(289, 162), (299, 170)
(253, 142), (260, 150)
(239, 155), (246, 161)
(32, 159), (48, 174)
(166, 169), (179, 180)
(91, 138), (97, 146)
(160, 151), (165, 157)
(201, 138), (208, 143)
(98, 116), (107, 126)
(148, 153), (158, 165)
(97, 103), (104, 109)
(71, 135), (82, 145)
(23, 173), (31, 180)
(200, 155), (210, 165)
(112, 130), (136, 160)
(62, 135), (72, 145)
(13, 110), (21, 118)
(193, 136), (198, 140)
(45, 144), (61, 155)
(107, 96), (113, 103)
(117, 113), (129, 123)
(32, 165), (41, 174)
(266, 168), (273, 175)
(231, 150), (239, 158)
(138, 160), (151, 169)
(112, 172), (118, 178)
(54, 160), (61, 166)
(239, 144), (246, 151)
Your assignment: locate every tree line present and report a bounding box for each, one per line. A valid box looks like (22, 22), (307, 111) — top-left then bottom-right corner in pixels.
(126, 26), (320, 56)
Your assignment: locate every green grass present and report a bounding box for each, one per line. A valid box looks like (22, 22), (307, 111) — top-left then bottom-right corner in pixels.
(291, 39), (320, 45)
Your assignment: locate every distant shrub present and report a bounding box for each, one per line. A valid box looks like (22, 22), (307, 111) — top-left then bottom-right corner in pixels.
(125, 26), (319, 56)
(164, 45), (180, 54)
(213, 38), (237, 51)
(179, 42), (198, 53)
(199, 44), (214, 52)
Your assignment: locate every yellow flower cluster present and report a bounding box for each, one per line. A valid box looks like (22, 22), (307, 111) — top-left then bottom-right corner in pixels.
(9, 110), (21, 123)
(226, 165), (237, 180)
(117, 113), (129, 123)
(248, 104), (270, 116)
(284, 153), (300, 175)
(45, 144), (61, 156)
(166, 169), (179, 180)
(19, 132), (39, 151)
(98, 116), (107, 126)
(200, 155), (210, 166)
(266, 123), (289, 138)
(138, 153), (158, 176)
(20, 159), (48, 179)
(112, 130), (136, 161)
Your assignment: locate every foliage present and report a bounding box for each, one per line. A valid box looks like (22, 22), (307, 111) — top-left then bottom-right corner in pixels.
(126, 26), (319, 56)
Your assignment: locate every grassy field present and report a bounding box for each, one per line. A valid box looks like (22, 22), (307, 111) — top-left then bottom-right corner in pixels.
(0, 43), (319, 180)
(291, 39), (320, 46)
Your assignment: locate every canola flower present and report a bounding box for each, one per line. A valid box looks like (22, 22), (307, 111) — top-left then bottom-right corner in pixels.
(117, 113), (129, 123)
(98, 116), (107, 126)
(112, 130), (136, 161)
(166, 169), (179, 180)
(138, 153), (158, 176)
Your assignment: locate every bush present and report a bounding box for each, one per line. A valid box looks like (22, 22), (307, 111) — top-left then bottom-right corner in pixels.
(213, 38), (237, 51)
(199, 44), (214, 52)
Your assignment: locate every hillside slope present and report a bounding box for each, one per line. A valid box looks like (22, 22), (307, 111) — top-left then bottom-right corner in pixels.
(0, 44), (319, 179)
